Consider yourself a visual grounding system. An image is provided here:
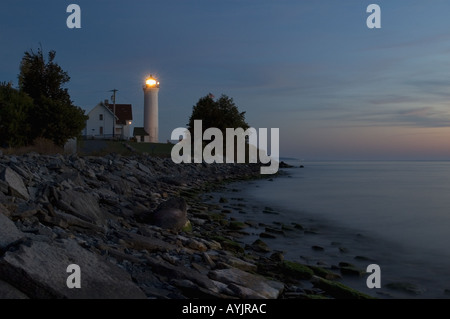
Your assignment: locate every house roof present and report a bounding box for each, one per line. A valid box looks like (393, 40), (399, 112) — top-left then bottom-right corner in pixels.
(106, 104), (133, 125)
(133, 127), (149, 136)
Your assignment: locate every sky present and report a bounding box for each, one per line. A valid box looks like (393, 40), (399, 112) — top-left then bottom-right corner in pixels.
(2, 0), (450, 160)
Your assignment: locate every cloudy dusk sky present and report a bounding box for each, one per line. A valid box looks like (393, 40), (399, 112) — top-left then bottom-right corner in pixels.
(2, 0), (450, 160)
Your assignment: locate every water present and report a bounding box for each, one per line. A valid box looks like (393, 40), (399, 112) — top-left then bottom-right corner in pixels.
(211, 160), (450, 299)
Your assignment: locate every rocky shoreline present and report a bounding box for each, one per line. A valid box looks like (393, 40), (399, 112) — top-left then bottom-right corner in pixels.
(0, 152), (373, 299)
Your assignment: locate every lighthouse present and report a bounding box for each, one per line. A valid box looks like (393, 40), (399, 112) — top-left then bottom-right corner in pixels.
(143, 75), (160, 143)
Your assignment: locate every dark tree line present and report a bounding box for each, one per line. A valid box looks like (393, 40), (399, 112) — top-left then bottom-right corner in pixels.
(0, 47), (87, 148)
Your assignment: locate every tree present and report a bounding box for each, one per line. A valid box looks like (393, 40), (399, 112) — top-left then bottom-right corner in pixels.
(18, 47), (87, 146)
(186, 93), (252, 162)
(33, 96), (88, 147)
(187, 94), (249, 134)
(0, 82), (33, 147)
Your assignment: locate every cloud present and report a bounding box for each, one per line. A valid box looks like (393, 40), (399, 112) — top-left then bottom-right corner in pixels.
(368, 95), (418, 105)
(396, 106), (450, 128)
(406, 79), (450, 99)
(347, 106), (450, 128)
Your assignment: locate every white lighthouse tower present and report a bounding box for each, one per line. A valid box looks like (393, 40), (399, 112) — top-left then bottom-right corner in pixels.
(143, 75), (160, 143)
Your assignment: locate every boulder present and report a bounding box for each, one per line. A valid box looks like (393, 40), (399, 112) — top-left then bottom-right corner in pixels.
(0, 167), (29, 200)
(250, 239), (271, 253)
(0, 239), (147, 299)
(148, 197), (188, 231)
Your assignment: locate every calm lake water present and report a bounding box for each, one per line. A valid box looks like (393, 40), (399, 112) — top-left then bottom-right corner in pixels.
(213, 160), (450, 299)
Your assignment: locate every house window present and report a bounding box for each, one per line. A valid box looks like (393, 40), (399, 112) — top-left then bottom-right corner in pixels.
(140, 136), (144, 142)
(99, 126), (103, 135)
(99, 114), (103, 121)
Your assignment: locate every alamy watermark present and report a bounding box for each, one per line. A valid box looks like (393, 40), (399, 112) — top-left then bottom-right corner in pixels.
(66, 4), (81, 29)
(366, 264), (381, 289)
(170, 120), (280, 175)
(66, 264), (81, 288)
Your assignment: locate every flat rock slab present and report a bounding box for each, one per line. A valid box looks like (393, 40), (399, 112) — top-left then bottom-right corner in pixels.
(209, 268), (284, 299)
(0, 212), (25, 251)
(0, 239), (146, 299)
(57, 189), (104, 225)
(0, 167), (29, 200)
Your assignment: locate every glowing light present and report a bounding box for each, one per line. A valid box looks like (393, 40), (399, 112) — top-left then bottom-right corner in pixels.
(145, 76), (158, 87)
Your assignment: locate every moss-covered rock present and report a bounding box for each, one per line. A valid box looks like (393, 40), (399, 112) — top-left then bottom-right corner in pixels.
(259, 232), (276, 239)
(219, 197), (228, 203)
(280, 260), (314, 280)
(209, 212), (226, 221)
(338, 262), (365, 277)
(281, 224), (294, 231)
(311, 276), (375, 299)
(249, 239), (271, 253)
(211, 235), (244, 254)
(307, 265), (342, 280)
(265, 227), (284, 235)
(385, 282), (424, 295)
(181, 220), (192, 232)
(229, 221), (247, 230)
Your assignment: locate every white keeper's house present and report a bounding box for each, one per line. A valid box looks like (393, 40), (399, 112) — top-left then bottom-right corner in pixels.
(83, 100), (133, 140)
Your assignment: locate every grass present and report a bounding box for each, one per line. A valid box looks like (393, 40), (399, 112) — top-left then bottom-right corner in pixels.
(0, 138), (65, 156)
(127, 142), (173, 156)
(1, 138), (175, 158)
(76, 139), (174, 157)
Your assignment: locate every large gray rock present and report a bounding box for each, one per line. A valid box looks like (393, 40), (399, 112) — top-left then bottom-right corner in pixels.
(0, 212), (25, 251)
(148, 197), (188, 231)
(0, 239), (147, 299)
(0, 167), (29, 200)
(209, 268), (284, 299)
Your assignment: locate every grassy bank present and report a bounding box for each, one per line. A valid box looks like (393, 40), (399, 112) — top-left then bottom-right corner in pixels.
(77, 139), (174, 157)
